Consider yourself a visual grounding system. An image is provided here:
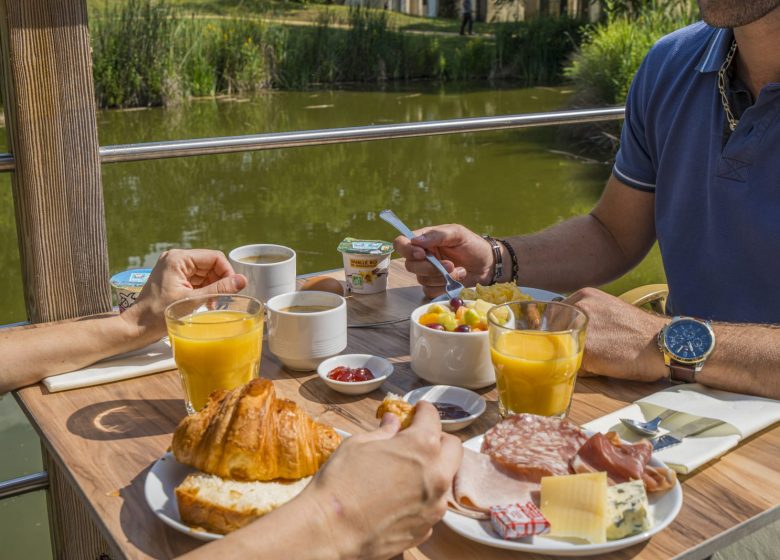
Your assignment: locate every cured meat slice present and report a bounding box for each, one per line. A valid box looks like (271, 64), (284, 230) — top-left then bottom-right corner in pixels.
(571, 432), (677, 494)
(449, 449), (538, 519)
(571, 432), (647, 481)
(480, 414), (588, 482)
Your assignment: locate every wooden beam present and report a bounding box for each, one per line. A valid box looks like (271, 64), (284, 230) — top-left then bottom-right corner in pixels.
(0, 0), (111, 323)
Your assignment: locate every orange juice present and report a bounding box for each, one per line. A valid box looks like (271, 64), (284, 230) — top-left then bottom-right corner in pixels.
(490, 330), (583, 417)
(169, 310), (263, 412)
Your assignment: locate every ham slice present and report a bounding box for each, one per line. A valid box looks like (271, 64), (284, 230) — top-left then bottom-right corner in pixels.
(571, 432), (676, 494)
(449, 449), (539, 519)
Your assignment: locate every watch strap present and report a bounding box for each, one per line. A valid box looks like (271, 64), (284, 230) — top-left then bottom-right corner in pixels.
(669, 362), (697, 384)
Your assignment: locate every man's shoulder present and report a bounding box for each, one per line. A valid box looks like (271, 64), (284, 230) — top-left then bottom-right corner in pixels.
(642, 21), (717, 73)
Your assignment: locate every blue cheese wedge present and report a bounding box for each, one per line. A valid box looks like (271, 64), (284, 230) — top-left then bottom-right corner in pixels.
(606, 480), (652, 540)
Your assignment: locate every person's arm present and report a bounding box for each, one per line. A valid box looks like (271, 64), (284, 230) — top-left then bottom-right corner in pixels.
(564, 288), (780, 400)
(0, 249), (246, 394)
(393, 175), (656, 298)
(181, 403), (463, 560)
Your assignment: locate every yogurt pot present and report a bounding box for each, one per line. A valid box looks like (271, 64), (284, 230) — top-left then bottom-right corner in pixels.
(337, 238), (393, 295)
(110, 268), (152, 312)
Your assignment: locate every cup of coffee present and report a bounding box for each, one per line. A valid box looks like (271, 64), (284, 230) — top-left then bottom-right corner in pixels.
(229, 244), (297, 303)
(266, 291), (347, 371)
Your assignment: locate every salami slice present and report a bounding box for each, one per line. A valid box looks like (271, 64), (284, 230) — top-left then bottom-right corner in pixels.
(481, 414), (588, 482)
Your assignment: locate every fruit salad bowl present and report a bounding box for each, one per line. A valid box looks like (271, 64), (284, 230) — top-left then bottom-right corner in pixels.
(410, 299), (511, 390)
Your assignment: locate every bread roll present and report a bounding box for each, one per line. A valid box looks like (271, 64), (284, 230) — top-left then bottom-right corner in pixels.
(376, 394), (416, 429)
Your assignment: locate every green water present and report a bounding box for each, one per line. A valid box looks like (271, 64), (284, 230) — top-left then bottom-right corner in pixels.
(0, 83), (664, 557)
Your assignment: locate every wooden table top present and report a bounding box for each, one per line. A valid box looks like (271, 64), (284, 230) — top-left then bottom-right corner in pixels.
(13, 260), (780, 560)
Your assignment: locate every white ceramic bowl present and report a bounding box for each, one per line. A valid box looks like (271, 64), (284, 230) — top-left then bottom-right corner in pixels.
(410, 301), (505, 389)
(317, 354), (394, 395)
(403, 385), (486, 432)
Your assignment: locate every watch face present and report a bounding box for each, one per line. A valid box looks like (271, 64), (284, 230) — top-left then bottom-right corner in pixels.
(665, 319), (714, 362)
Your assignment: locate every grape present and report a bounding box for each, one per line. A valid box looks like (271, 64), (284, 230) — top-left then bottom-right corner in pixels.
(454, 324), (471, 333)
(426, 323), (446, 331)
(450, 297), (464, 310)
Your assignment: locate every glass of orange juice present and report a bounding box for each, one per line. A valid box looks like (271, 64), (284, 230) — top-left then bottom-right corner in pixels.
(488, 301), (588, 418)
(165, 294), (264, 414)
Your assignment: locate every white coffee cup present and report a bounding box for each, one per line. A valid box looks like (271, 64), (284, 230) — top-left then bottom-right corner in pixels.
(229, 244), (296, 303)
(266, 291), (347, 371)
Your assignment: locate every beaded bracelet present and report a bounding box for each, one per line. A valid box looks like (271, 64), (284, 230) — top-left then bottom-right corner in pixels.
(497, 238), (519, 283)
(482, 235), (503, 285)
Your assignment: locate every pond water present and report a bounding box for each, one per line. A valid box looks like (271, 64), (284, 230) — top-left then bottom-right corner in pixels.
(0, 83), (664, 557)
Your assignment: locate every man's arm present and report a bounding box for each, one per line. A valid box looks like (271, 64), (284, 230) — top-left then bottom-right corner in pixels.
(394, 176), (656, 297)
(565, 288), (780, 400)
(0, 249), (246, 394)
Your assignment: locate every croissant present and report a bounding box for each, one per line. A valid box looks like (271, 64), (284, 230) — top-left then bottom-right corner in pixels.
(172, 378), (341, 481)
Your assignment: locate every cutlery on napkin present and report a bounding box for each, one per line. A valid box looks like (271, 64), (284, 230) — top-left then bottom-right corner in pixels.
(651, 417), (725, 451)
(584, 383), (780, 474)
(42, 338), (175, 393)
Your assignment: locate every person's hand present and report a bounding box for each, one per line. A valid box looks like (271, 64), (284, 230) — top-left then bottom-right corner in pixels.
(564, 287), (667, 382)
(300, 402), (463, 560)
(393, 224), (494, 298)
(123, 249), (247, 342)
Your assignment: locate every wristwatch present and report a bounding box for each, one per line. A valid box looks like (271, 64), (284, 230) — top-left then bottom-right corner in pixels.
(657, 316), (716, 383)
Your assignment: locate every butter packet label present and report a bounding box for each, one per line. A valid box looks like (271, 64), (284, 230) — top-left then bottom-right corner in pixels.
(337, 238), (393, 294)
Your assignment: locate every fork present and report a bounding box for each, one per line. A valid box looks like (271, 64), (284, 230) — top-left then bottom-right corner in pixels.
(379, 209), (464, 302)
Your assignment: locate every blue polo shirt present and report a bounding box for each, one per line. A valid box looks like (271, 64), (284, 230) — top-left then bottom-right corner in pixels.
(613, 22), (780, 324)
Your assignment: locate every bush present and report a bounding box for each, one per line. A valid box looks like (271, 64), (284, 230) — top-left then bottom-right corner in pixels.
(562, 4), (696, 155)
(494, 17), (583, 85)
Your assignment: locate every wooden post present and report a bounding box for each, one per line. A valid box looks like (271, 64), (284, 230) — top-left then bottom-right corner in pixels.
(0, 0), (111, 323)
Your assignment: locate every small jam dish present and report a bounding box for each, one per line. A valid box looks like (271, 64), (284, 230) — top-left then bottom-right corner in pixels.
(403, 385), (486, 432)
(317, 354), (393, 395)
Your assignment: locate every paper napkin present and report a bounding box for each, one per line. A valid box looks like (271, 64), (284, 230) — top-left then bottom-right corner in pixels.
(584, 384), (780, 474)
(43, 339), (175, 393)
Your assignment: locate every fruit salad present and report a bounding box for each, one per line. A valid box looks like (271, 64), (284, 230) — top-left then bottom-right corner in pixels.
(418, 298), (509, 333)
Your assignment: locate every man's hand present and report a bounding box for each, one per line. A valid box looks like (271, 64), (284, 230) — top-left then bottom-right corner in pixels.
(393, 224), (494, 298)
(123, 249), (247, 342)
(300, 402), (463, 559)
(565, 287), (668, 382)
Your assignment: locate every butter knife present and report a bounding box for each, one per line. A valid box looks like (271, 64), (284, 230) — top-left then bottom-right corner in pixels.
(652, 417), (725, 452)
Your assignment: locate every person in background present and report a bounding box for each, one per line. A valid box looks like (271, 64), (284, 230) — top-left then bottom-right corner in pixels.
(0, 249), (462, 560)
(460, 0), (473, 35)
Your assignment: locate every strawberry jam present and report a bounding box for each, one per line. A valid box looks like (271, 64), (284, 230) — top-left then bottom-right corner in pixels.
(328, 366), (375, 382)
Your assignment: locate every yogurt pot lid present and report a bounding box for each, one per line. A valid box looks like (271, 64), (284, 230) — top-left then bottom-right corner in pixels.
(337, 237), (393, 255)
(110, 268), (152, 289)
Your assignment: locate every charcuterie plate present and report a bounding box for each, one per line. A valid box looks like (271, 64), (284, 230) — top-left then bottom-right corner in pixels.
(442, 434), (683, 556)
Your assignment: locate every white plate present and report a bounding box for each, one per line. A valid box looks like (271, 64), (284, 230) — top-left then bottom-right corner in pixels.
(145, 429), (350, 541)
(442, 434), (683, 557)
(520, 287), (563, 302)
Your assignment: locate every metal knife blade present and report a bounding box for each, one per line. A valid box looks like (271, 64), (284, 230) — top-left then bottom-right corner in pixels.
(652, 417), (725, 452)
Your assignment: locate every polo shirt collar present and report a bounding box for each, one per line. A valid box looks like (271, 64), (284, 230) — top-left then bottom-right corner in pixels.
(696, 27), (734, 73)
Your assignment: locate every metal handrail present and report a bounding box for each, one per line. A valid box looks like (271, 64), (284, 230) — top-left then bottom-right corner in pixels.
(0, 471), (49, 499)
(0, 106), (624, 171)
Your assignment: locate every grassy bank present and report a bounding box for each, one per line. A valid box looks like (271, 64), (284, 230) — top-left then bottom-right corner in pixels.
(90, 0), (582, 108)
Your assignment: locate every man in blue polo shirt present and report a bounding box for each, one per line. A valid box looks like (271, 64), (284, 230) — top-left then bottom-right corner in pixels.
(395, 1), (780, 400)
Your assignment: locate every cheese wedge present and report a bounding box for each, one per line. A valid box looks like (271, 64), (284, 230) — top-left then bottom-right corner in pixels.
(606, 480), (651, 540)
(540, 471), (607, 544)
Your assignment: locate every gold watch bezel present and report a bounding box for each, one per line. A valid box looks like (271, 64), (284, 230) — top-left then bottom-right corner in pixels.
(658, 316), (716, 366)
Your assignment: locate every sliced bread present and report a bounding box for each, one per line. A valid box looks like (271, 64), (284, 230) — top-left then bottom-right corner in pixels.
(175, 473), (312, 534)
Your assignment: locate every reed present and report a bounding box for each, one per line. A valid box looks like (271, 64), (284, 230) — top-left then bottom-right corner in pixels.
(89, 0), (585, 108)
